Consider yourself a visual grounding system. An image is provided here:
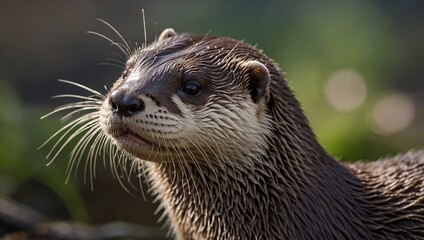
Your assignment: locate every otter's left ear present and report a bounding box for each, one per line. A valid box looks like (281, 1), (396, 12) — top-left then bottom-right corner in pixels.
(158, 28), (177, 41)
(243, 60), (270, 103)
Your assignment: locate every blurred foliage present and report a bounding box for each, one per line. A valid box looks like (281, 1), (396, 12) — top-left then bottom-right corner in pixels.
(275, 1), (398, 160)
(0, 80), (88, 221)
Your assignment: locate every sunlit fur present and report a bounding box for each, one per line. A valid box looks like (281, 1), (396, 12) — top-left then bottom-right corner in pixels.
(43, 21), (424, 240)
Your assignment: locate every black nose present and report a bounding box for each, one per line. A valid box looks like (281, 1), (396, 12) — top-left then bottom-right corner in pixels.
(109, 89), (145, 117)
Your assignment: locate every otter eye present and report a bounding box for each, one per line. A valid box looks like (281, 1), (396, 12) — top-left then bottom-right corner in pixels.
(182, 82), (201, 95)
(122, 69), (129, 79)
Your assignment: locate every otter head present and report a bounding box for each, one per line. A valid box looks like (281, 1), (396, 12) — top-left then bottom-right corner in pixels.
(100, 28), (272, 165)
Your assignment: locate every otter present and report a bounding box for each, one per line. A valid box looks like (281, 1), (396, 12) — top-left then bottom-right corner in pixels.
(45, 28), (424, 239)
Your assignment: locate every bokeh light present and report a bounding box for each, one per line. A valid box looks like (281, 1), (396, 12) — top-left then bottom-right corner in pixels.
(371, 94), (415, 135)
(324, 69), (367, 113)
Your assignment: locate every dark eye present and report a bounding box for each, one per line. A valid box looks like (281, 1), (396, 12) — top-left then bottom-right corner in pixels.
(122, 69), (129, 79)
(182, 82), (201, 95)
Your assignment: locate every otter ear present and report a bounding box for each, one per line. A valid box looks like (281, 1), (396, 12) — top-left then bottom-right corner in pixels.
(243, 60), (270, 103)
(158, 28), (177, 41)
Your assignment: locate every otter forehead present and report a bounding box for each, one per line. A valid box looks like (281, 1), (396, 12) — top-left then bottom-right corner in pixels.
(139, 33), (245, 61)
(128, 33), (265, 75)
(131, 34), (217, 69)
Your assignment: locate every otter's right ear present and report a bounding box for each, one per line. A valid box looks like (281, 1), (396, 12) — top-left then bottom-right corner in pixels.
(243, 60), (270, 103)
(158, 28), (177, 41)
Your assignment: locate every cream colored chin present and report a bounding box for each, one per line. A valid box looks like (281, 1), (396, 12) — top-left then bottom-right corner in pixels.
(115, 133), (155, 158)
(114, 133), (172, 162)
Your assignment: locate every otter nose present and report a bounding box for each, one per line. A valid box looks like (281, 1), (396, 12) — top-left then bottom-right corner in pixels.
(109, 90), (145, 117)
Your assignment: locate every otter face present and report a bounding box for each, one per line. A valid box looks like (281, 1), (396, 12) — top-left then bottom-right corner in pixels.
(100, 29), (272, 165)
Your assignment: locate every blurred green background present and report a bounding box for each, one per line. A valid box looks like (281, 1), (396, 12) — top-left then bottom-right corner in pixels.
(0, 0), (423, 238)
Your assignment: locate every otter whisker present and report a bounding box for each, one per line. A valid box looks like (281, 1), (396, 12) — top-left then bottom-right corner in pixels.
(87, 31), (130, 58)
(136, 161), (148, 201)
(88, 132), (110, 181)
(168, 138), (203, 204)
(96, 18), (131, 52)
(67, 122), (101, 184)
(116, 150), (130, 179)
(98, 62), (125, 70)
(107, 144), (119, 181)
(86, 133), (109, 190)
(117, 150), (135, 182)
(67, 120), (100, 165)
(178, 131), (216, 197)
(94, 18), (133, 57)
(52, 94), (103, 101)
(110, 144), (121, 177)
(127, 157), (148, 201)
(60, 106), (101, 122)
(141, 9), (147, 49)
(106, 57), (126, 65)
(198, 128), (228, 168)
(57, 79), (104, 96)
(99, 57), (126, 70)
(100, 134), (113, 171)
(41, 101), (100, 120)
(107, 148), (136, 195)
(158, 137), (192, 201)
(42, 113), (98, 163)
(196, 125), (237, 174)
(185, 130), (224, 196)
(111, 162), (135, 195)
(64, 118), (100, 171)
(119, 152), (138, 190)
(143, 133), (162, 166)
(110, 52), (128, 63)
(145, 133), (177, 193)
(171, 145), (192, 201)
(39, 118), (81, 151)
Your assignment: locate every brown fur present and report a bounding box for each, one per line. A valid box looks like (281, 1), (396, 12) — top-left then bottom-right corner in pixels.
(50, 29), (424, 240)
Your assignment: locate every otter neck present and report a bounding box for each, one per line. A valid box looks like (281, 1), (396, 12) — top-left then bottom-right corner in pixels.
(145, 124), (372, 239)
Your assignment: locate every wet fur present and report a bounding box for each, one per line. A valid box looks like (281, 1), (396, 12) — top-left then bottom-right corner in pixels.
(43, 25), (424, 240)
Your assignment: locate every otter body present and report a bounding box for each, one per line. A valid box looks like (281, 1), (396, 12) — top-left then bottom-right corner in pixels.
(52, 29), (424, 239)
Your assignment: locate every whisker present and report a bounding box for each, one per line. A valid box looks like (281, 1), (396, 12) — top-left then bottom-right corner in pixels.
(111, 52), (128, 61)
(165, 139), (190, 199)
(59, 106), (101, 122)
(106, 57), (126, 65)
(58, 79), (104, 96)
(41, 104), (97, 121)
(52, 94), (103, 101)
(116, 151), (139, 192)
(129, 158), (147, 201)
(98, 62), (125, 70)
(66, 121), (101, 183)
(87, 31), (130, 58)
(61, 119), (99, 165)
(112, 153), (136, 196)
(41, 113), (97, 159)
(86, 131), (107, 190)
(96, 18), (132, 56)
(141, 9), (147, 48)
(179, 131), (214, 198)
